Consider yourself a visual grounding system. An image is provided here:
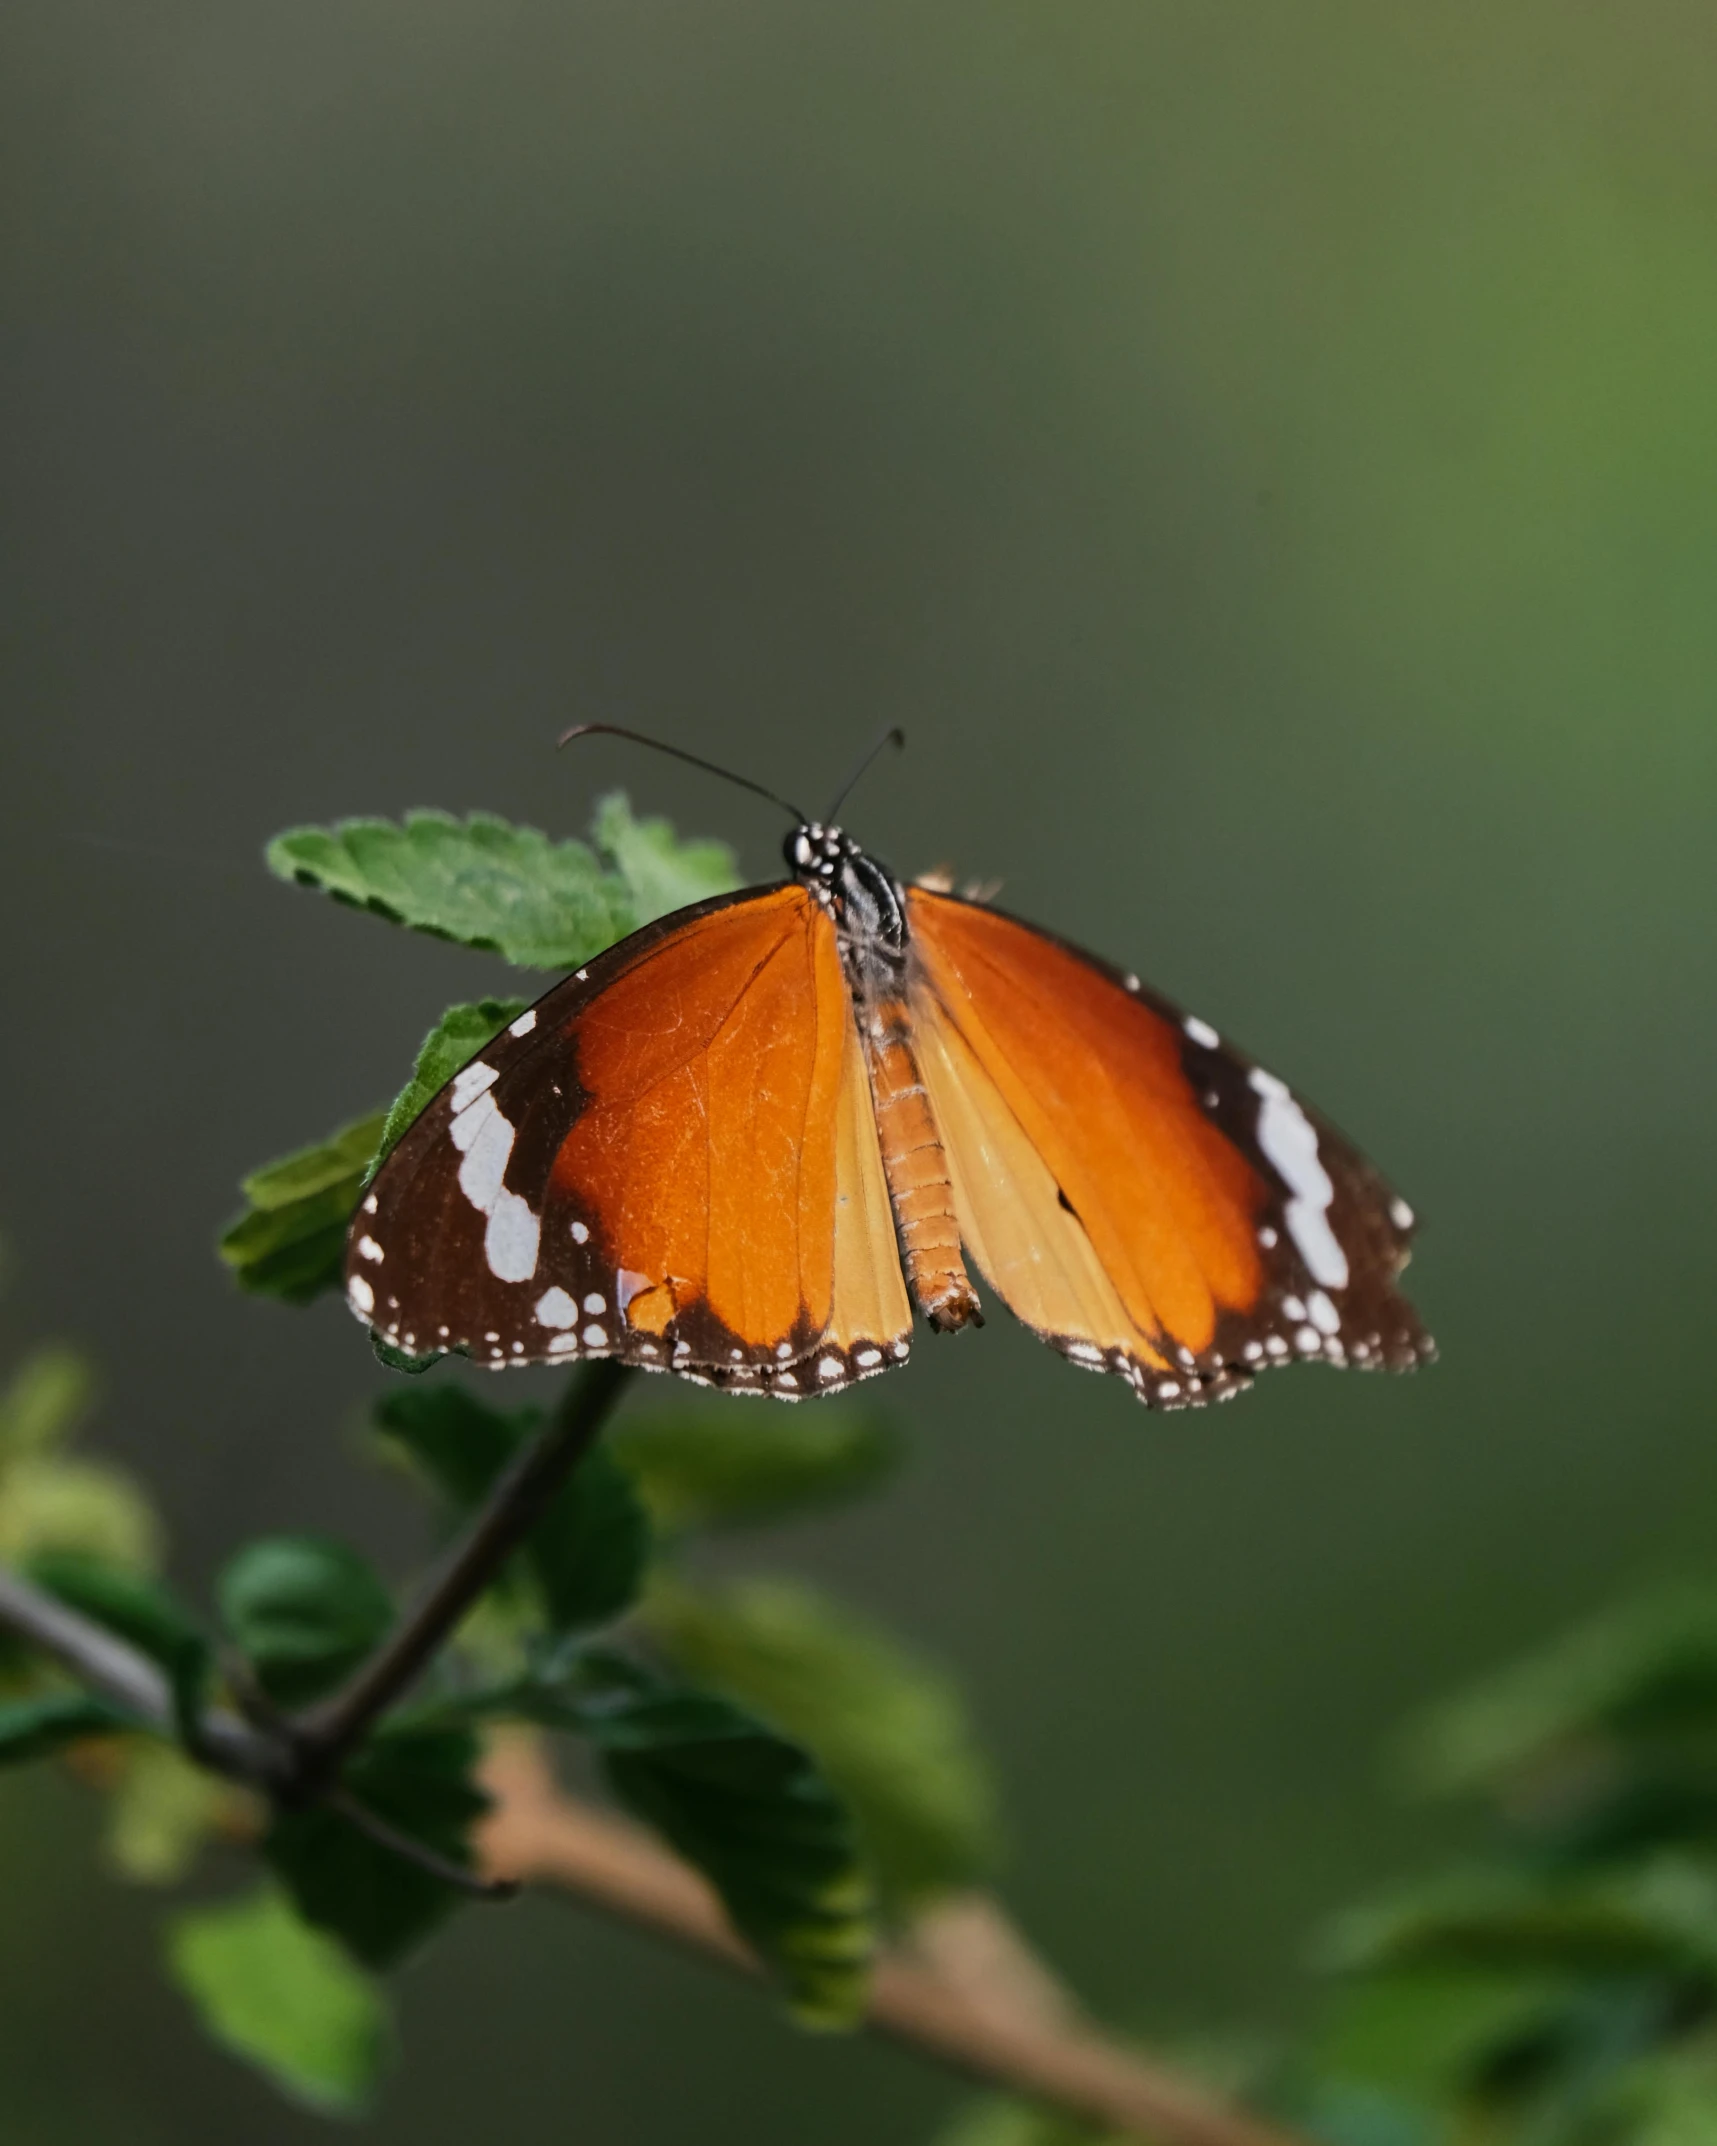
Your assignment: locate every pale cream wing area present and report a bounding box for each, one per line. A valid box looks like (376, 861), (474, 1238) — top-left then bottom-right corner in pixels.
(910, 983), (1175, 1380)
(827, 996), (914, 1357)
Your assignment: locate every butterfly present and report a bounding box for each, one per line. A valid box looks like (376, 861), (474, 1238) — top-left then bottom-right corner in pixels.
(345, 732), (1433, 1409)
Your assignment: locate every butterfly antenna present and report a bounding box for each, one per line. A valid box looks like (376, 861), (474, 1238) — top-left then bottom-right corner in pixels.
(824, 725), (906, 823)
(558, 723), (807, 824)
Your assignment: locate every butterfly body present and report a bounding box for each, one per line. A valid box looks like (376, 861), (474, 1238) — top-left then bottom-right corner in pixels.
(346, 817), (1432, 1407)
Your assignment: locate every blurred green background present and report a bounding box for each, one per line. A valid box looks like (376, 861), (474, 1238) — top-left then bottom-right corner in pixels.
(3, 1), (1715, 2138)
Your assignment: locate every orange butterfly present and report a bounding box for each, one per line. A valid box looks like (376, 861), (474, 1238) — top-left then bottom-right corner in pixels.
(346, 731), (1432, 1408)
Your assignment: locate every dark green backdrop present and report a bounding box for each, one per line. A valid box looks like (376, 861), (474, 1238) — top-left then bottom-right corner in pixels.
(4, 3), (1715, 2139)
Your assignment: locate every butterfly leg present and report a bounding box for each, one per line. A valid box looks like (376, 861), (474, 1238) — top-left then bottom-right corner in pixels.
(860, 996), (984, 1333)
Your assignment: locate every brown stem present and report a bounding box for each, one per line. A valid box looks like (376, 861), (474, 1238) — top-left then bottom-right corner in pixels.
(296, 1359), (632, 1779)
(477, 1734), (1309, 2146)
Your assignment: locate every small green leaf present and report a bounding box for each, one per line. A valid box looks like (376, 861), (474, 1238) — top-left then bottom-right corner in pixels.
(1313, 1966), (1577, 2104)
(0, 1345), (96, 1459)
(1404, 1587), (1717, 1797)
(591, 792), (740, 926)
(26, 1552), (209, 1744)
(267, 810), (630, 968)
(374, 1382), (649, 1634)
(168, 1886), (392, 2116)
(608, 1405), (899, 1535)
(219, 1113), (388, 1306)
(372, 998), (529, 1168)
(105, 1739), (235, 1885)
(0, 1456), (161, 1572)
(217, 1536), (396, 1708)
(0, 1689), (129, 1765)
(493, 1653), (873, 2024)
(644, 1576), (1001, 1910)
(1321, 1861), (1717, 1983)
(264, 1722), (488, 1969)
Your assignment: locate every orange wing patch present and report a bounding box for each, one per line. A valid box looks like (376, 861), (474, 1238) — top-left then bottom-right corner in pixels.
(347, 882), (913, 1396)
(908, 890), (1262, 1362)
(905, 888), (1430, 1406)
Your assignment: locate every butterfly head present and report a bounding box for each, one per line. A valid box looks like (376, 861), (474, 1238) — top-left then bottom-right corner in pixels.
(786, 820), (906, 958)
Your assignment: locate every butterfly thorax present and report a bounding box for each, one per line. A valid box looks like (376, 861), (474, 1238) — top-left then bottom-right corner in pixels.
(784, 821), (908, 988)
(785, 819), (982, 1335)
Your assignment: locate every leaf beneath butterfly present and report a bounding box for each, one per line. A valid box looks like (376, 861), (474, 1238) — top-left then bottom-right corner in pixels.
(592, 791), (741, 927)
(167, 1886), (393, 2116)
(219, 1112), (389, 1305)
(265, 795), (736, 969)
(267, 810), (627, 968)
(643, 1576), (1001, 1911)
(372, 998), (529, 1168)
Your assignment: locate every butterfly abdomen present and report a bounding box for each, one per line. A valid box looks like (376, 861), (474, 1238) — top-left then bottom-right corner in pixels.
(859, 994), (983, 1334)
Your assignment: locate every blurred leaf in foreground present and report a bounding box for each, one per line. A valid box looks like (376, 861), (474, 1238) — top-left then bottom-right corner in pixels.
(168, 1887), (392, 2116)
(646, 1575), (1001, 1911)
(608, 1404), (898, 1535)
(217, 1535), (396, 1708)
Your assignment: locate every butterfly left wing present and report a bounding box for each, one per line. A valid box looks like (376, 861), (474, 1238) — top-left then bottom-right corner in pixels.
(346, 883), (911, 1396)
(905, 887), (1433, 1409)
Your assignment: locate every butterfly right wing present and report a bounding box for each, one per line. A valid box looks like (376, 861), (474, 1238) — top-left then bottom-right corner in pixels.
(346, 882), (909, 1394)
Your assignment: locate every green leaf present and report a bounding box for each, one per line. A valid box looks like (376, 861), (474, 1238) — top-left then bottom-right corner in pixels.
(591, 791), (740, 926)
(0, 1689), (129, 1766)
(0, 1345), (96, 1459)
(217, 1536), (396, 1708)
(218, 1112), (387, 1305)
(1320, 1861), (1717, 1983)
(644, 1576), (1001, 1909)
(168, 1886), (392, 2117)
(608, 1405), (899, 1535)
(1402, 1587), (1717, 1796)
(0, 1456), (161, 1572)
(267, 810), (630, 968)
(1313, 1966), (1578, 2103)
(105, 1739), (235, 1885)
(495, 1653), (873, 2024)
(374, 1382), (650, 1634)
(26, 1552), (209, 1744)
(372, 998), (529, 1168)
(264, 1722), (488, 1969)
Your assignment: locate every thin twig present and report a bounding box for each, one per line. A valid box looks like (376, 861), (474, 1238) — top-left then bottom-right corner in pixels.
(296, 1359), (632, 1779)
(0, 1567), (277, 1785)
(477, 1735), (1311, 2146)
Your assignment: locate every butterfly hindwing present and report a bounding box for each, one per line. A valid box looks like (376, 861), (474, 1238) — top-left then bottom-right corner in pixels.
(345, 884), (910, 1395)
(905, 888), (1432, 1408)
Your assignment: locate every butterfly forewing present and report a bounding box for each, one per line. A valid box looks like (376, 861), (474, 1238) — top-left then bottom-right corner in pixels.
(345, 884), (911, 1395)
(905, 889), (1431, 1408)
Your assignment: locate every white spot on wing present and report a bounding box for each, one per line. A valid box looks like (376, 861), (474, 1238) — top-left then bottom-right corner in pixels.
(548, 1332), (580, 1353)
(1248, 1067), (1349, 1289)
(508, 1008), (538, 1038)
(1307, 1289), (1341, 1335)
(855, 1347), (882, 1367)
(347, 1274), (375, 1315)
(534, 1287), (578, 1329)
(451, 1062), (498, 1113)
(817, 1356), (843, 1382)
(582, 1323), (607, 1347)
(570, 1220), (590, 1244)
(485, 1191), (540, 1282)
(1184, 1015), (1220, 1048)
(362, 1194), (378, 1214)
(357, 1236), (385, 1264)
(1390, 1197), (1415, 1230)
(583, 1293), (606, 1315)
(458, 1104), (514, 1211)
